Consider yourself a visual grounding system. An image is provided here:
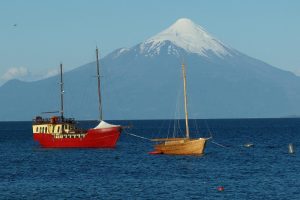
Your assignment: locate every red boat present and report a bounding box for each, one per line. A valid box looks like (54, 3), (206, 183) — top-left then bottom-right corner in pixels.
(32, 48), (122, 148)
(32, 116), (122, 148)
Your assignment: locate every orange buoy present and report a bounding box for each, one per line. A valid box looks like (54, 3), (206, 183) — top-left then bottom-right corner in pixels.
(217, 186), (224, 192)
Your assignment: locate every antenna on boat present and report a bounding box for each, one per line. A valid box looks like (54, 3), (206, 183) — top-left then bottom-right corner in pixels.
(60, 63), (64, 121)
(181, 62), (189, 138)
(96, 47), (103, 121)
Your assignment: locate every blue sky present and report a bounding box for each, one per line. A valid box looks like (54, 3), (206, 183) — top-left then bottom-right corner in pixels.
(0, 0), (299, 85)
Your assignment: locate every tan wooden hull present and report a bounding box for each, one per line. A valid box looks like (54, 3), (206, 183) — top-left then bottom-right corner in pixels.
(154, 138), (208, 155)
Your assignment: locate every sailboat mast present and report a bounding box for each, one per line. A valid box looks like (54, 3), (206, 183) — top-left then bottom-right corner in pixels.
(60, 63), (64, 121)
(96, 47), (103, 121)
(182, 63), (189, 138)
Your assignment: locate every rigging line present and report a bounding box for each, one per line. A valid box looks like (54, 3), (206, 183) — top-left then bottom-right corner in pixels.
(171, 83), (181, 139)
(157, 119), (166, 139)
(172, 99), (177, 138)
(173, 89), (180, 138)
(211, 140), (228, 148)
(194, 118), (199, 135)
(175, 84), (180, 137)
(169, 81), (181, 139)
(173, 96), (180, 138)
(169, 82), (180, 139)
(178, 118), (183, 137)
(176, 84), (184, 137)
(172, 119), (175, 138)
(123, 129), (152, 141)
(167, 118), (172, 139)
(196, 119), (200, 134)
(204, 120), (214, 139)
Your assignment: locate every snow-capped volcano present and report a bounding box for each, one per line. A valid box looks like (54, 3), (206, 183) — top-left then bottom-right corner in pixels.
(2, 18), (300, 121)
(140, 18), (231, 57)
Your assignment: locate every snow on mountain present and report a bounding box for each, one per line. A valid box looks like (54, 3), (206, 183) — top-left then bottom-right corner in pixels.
(110, 48), (130, 59)
(140, 18), (232, 58)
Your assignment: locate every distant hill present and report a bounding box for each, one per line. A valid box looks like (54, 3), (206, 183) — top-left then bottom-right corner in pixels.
(1, 18), (300, 121)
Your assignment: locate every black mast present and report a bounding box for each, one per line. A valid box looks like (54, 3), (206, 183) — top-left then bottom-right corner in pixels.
(60, 63), (64, 121)
(96, 47), (103, 121)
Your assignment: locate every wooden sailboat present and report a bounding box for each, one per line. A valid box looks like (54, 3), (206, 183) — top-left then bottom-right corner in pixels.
(151, 63), (209, 155)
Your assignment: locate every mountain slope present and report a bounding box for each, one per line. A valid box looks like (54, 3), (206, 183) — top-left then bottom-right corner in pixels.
(1, 18), (300, 121)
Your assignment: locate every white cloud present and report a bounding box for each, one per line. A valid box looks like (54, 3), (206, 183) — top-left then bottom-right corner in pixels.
(0, 67), (29, 82)
(0, 66), (66, 86)
(43, 68), (59, 79)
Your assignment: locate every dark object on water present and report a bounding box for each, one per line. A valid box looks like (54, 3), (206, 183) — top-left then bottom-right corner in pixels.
(288, 143), (295, 154)
(244, 143), (254, 148)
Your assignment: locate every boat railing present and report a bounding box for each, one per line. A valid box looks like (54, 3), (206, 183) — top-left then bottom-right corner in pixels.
(32, 117), (50, 124)
(32, 116), (76, 125)
(63, 118), (76, 124)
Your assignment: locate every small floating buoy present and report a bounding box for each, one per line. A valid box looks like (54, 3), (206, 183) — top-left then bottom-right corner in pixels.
(244, 143), (254, 148)
(217, 186), (224, 192)
(288, 143), (295, 154)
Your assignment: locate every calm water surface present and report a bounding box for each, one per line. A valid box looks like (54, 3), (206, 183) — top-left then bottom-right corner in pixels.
(0, 119), (299, 199)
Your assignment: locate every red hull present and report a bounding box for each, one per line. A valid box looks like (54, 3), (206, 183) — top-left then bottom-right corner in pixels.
(33, 127), (121, 148)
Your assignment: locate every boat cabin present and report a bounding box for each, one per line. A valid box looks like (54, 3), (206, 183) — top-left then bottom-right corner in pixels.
(32, 116), (77, 135)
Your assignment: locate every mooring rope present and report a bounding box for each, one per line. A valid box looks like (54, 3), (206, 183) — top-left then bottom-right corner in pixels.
(211, 140), (228, 148)
(123, 129), (152, 141)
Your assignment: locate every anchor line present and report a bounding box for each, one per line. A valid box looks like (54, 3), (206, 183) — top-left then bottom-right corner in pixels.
(211, 140), (228, 148)
(203, 121), (228, 149)
(123, 129), (152, 141)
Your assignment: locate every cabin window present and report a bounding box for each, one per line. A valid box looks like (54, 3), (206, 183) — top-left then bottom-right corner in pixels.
(52, 127), (55, 132)
(42, 127), (44, 133)
(36, 127), (38, 132)
(45, 127), (48, 133)
(57, 126), (60, 133)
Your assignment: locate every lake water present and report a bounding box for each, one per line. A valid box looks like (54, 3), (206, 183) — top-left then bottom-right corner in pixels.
(0, 119), (299, 199)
